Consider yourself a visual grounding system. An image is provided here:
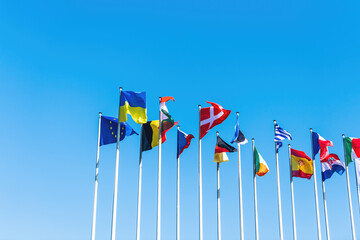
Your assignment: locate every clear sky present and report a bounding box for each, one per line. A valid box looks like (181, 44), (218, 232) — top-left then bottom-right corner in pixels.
(1, 0), (360, 240)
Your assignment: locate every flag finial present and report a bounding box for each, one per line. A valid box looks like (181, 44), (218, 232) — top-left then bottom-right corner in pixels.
(273, 120), (276, 124)
(99, 112), (102, 115)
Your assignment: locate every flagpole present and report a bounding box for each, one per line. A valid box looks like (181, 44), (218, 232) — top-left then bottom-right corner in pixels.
(273, 120), (283, 240)
(310, 128), (322, 240)
(252, 138), (259, 240)
(198, 105), (203, 240)
(288, 144), (297, 240)
(90, 112), (102, 240)
(342, 134), (356, 240)
(216, 132), (222, 240)
(110, 87), (122, 240)
(136, 124), (144, 240)
(237, 113), (244, 240)
(156, 97), (162, 240)
(176, 125), (180, 240)
(355, 161), (360, 220)
(321, 181), (330, 240)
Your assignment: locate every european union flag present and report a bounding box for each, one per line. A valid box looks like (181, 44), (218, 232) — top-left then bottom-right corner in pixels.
(100, 116), (138, 146)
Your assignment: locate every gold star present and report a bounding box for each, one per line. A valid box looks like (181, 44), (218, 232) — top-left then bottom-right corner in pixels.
(115, 135), (117, 138)
(112, 132), (114, 135)
(110, 121), (112, 124)
(110, 127), (112, 130)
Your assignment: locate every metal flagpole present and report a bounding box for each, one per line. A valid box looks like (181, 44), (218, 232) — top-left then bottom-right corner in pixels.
(216, 132), (222, 240)
(321, 182), (330, 240)
(156, 97), (162, 240)
(136, 125), (144, 240)
(198, 105), (203, 240)
(90, 112), (102, 240)
(217, 162), (221, 240)
(252, 138), (259, 240)
(310, 128), (322, 240)
(237, 143), (244, 240)
(355, 160), (360, 219)
(273, 120), (284, 240)
(237, 113), (244, 240)
(342, 134), (356, 240)
(288, 144), (297, 240)
(176, 125), (180, 240)
(110, 87), (122, 240)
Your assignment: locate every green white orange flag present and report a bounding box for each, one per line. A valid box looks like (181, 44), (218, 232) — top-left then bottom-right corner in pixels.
(160, 96), (178, 142)
(254, 147), (269, 176)
(344, 137), (360, 166)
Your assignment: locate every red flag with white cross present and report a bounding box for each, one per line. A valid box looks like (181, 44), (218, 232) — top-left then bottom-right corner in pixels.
(200, 101), (231, 139)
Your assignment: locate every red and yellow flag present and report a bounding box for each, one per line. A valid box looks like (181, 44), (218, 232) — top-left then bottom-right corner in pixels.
(291, 148), (313, 179)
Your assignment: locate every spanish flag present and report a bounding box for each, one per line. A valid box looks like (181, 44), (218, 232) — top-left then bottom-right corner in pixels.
(119, 91), (147, 124)
(213, 136), (237, 163)
(291, 148), (313, 179)
(254, 147), (269, 176)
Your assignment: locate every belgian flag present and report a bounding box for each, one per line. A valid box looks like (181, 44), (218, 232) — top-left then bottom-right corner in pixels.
(141, 120), (160, 151)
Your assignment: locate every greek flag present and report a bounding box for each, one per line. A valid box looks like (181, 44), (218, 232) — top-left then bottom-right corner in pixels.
(274, 123), (292, 152)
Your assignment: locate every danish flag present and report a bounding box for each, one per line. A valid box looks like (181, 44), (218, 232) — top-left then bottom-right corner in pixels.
(200, 101), (231, 139)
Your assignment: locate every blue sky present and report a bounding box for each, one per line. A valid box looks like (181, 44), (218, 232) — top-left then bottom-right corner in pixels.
(1, 0), (360, 239)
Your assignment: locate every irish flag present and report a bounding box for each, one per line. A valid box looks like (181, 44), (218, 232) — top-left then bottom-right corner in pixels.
(344, 137), (360, 166)
(254, 147), (269, 176)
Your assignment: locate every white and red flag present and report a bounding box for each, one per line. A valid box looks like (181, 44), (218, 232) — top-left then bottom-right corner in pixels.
(200, 101), (231, 139)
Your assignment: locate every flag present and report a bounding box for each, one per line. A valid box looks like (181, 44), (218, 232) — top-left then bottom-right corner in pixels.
(230, 114), (248, 144)
(100, 116), (138, 146)
(141, 120), (160, 151)
(274, 123), (292, 152)
(254, 147), (269, 176)
(291, 148), (313, 179)
(312, 132), (333, 160)
(344, 137), (360, 166)
(119, 91), (147, 124)
(160, 96), (178, 142)
(321, 154), (345, 181)
(355, 158), (360, 186)
(214, 136), (237, 163)
(177, 129), (194, 158)
(200, 102), (231, 139)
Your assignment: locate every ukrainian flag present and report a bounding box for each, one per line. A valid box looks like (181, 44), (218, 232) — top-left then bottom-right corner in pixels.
(119, 91), (147, 124)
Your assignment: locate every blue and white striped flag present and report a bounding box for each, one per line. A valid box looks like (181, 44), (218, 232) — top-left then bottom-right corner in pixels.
(274, 123), (292, 152)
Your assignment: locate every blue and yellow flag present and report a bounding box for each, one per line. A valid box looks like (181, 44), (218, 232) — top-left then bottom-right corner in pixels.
(119, 91), (147, 124)
(100, 116), (138, 146)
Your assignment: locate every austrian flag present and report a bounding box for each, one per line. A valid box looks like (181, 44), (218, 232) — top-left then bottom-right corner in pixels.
(200, 102), (231, 139)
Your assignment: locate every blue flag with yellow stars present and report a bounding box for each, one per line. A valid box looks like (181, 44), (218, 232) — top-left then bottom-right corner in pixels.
(100, 116), (138, 146)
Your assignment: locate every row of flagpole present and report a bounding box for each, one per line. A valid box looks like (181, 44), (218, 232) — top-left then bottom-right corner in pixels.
(90, 88), (360, 240)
